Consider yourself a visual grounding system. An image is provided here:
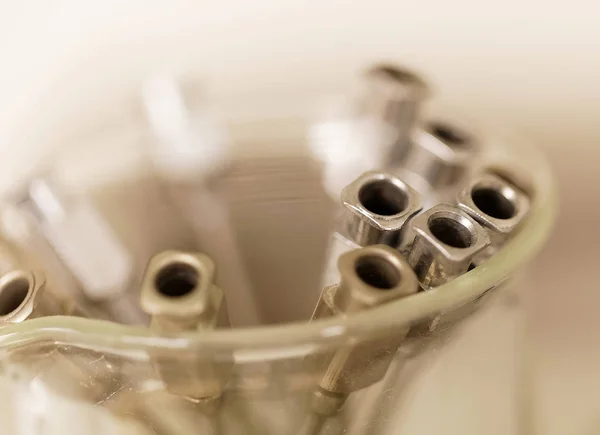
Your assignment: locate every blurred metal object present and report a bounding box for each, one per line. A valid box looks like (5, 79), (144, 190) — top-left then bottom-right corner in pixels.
(457, 172), (530, 247)
(340, 171), (422, 246)
(359, 64), (430, 132)
(140, 250), (230, 405)
(142, 73), (230, 182)
(0, 269), (86, 323)
(398, 117), (481, 195)
(7, 176), (139, 322)
(305, 245), (418, 432)
(406, 204), (490, 289)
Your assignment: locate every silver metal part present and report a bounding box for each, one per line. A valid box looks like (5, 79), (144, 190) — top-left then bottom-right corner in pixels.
(398, 117), (481, 194)
(340, 171), (422, 246)
(0, 269), (86, 323)
(309, 245), (418, 410)
(140, 250), (230, 403)
(457, 172), (530, 247)
(359, 64), (430, 131)
(406, 204), (490, 289)
(9, 176), (135, 311)
(140, 250), (229, 333)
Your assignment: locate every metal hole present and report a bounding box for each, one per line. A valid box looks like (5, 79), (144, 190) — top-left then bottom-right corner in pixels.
(358, 179), (408, 216)
(428, 216), (474, 249)
(0, 276), (30, 315)
(354, 255), (401, 290)
(472, 187), (517, 220)
(155, 262), (199, 298)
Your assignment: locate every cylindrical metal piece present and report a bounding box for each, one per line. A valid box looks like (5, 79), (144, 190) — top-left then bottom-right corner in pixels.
(140, 250), (229, 332)
(358, 64), (430, 130)
(0, 269), (85, 323)
(311, 245), (419, 395)
(340, 171), (422, 246)
(398, 117), (481, 193)
(406, 204), (490, 289)
(140, 250), (230, 402)
(457, 172), (530, 247)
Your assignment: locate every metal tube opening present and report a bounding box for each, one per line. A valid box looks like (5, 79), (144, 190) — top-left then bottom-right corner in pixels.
(358, 179), (408, 216)
(428, 216), (475, 249)
(427, 121), (470, 149)
(0, 276), (30, 315)
(155, 262), (199, 298)
(472, 186), (517, 220)
(354, 254), (401, 290)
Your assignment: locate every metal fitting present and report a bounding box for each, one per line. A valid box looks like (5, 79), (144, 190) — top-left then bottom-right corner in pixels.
(406, 204), (490, 289)
(140, 250), (230, 402)
(340, 171), (421, 246)
(0, 269), (85, 324)
(140, 250), (229, 332)
(358, 64), (430, 129)
(399, 117), (481, 193)
(311, 245), (418, 395)
(457, 172), (530, 246)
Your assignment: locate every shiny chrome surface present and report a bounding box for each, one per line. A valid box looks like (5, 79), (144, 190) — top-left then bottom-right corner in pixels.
(457, 172), (530, 247)
(406, 204), (490, 289)
(340, 171), (422, 246)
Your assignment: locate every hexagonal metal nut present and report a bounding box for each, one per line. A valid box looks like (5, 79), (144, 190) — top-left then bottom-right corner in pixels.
(140, 250), (229, 332)
(401, 117), (481, 191)
(457, 172), (530, 246)
(340, 171), (422, 246)
(407, 204), (490, 289)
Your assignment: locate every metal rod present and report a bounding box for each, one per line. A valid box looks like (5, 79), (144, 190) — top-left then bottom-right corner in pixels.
(301, 245), (419, 435)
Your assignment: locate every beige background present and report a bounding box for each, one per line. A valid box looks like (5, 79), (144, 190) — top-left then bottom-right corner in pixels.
(0, 2), (598, 434)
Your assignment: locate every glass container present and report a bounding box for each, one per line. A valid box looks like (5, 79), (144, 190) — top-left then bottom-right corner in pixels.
(0, 74), (556, 435)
